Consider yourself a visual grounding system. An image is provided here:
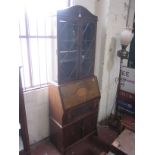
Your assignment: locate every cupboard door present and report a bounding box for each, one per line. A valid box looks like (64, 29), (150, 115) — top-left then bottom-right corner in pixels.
(83, 114), (98, 136)
(79, 22), (96, 78)
(63, 121), (82, 147)
(57, 6), (98, 83)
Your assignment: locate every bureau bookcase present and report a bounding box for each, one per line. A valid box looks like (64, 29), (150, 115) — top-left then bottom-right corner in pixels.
(48, 5), (100, 153)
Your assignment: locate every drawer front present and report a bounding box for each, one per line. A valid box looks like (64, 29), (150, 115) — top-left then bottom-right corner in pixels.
(63, 121), (83, 147)
(63, 99), (99, 124)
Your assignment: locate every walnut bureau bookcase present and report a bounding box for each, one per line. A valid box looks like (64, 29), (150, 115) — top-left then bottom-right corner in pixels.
(48, 5), (100, 153)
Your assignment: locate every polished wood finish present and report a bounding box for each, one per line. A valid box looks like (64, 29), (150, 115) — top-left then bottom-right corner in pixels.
(49, 76), (100, 125)
(49, 76), (100, 153)
(19, 68), (31, 155)
(60, 76), (100, 109)
(50, 114), (98, 153)
(48, 83), (64, 124)
(63, 98), (99, 124)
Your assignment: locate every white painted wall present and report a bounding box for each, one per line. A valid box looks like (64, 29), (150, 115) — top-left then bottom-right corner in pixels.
(24, 87), (49, 145)
(72, 0), (96, 14)
(73, 0), (134, 121)
(95, 0), (131, 121)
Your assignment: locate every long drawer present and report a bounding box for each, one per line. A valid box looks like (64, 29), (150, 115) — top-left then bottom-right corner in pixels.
(63, 98), (99, 124)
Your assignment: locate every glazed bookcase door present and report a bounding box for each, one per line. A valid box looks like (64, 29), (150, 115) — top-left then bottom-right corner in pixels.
(57, 5), (97, 83)
(57, 17), (79, 83)
(79, 21), (97, 78)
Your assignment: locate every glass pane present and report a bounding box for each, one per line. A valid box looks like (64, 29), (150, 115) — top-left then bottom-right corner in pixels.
(38, 39), (48, 84)
(20, 39), (31, 88)
(82, 23), (95, 51)
(80, 58), (94, 77)
(59, 21), (78, 41)
(46, 39), (53, 82)
(45, 17), (52, 36)
(51, 16), (57, 36)
(59, 50), (78, 82)
(51, 38), (58, 82)
(45, 16), (57, 36)
(30, 39), (40, 86)
(28, 15), (38, 35)
(19, 13), (26, 35)
(59, 40), (78, 51)
(59, 50), (78, 63)
(82, 40), (95, 51)
(81, 50), (94, 59)
(82, 23), (95, 41)
(37, 17), (46, 36)
(58, 20), (78, 51)
(59, 61), (78, 82)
